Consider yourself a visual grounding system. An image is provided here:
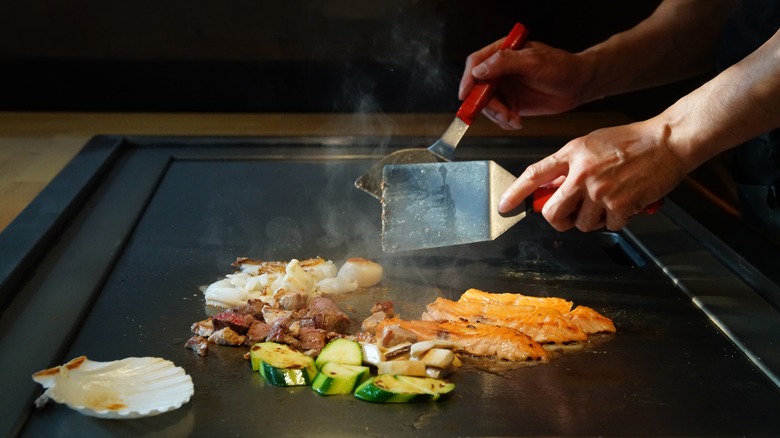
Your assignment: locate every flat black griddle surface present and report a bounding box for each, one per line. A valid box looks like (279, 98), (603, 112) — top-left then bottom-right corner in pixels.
(2, 136), (779, 437)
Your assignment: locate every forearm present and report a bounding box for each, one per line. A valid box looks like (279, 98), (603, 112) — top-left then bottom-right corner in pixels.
(576, 0), (737, 103)
(658, 28), (780, 172)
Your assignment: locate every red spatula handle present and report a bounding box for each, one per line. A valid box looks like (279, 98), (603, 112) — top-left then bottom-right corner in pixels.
(531, 186), (663, 215)
(456, 22), (529, 126)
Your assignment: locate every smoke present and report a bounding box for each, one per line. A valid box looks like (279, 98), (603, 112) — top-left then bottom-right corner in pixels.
(331, 2), (451, 114)
(380, 17), (449, 102)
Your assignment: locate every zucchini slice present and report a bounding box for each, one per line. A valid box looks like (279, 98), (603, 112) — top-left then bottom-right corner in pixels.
(311, 362), (370, 395)
(250, 342), (317, 387)
(315, 338), (363, 368)
(354, 374), (455, 403)
(395, 375), (456, 399)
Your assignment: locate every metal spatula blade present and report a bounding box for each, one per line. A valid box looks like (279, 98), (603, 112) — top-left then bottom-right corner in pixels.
(381, 161), (526, 252)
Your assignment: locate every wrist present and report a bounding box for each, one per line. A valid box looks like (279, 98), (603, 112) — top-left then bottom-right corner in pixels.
(573, 47), (610, 105)
(651, 102), (716, 175)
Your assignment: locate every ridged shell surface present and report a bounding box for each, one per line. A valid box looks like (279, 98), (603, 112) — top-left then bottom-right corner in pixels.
(32, 356), (194, 419)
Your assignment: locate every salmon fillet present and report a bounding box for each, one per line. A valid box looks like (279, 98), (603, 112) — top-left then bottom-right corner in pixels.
(566, 305), (616, 334)
(423, 297), (588, 344)
(458, 288), (573, 314)
(375, 318), (548, 362)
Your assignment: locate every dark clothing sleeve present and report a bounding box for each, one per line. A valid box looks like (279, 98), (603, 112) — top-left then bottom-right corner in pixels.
(717, 0), (780, 236)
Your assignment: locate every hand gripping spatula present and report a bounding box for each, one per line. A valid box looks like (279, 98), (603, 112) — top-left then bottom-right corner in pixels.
(380, 161), (662, 252)
(354, 22), (529, 199)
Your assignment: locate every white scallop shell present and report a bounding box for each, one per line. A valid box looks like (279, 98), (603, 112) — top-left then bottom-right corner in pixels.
(32, 356), (194, 419)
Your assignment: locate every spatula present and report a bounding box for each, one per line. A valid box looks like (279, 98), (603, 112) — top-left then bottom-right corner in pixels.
(380, 161), (662, 252)
(354, 22), (529, 199)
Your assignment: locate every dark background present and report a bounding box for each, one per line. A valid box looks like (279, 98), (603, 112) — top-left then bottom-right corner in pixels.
(1, 1), (698, 118)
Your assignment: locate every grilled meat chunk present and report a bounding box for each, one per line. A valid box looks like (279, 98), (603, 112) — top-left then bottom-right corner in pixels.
(262, 307), (294, 326)
(244, 320), (272, 345)
(208, 327), (246, 346)
(279, 291), (308, 311)
(232, 299), (267, 320)
(184, 336), (209, 356)
(298, 327), (328, 355)
(361, 311), (388, 335)
(212, 311), (255, 334)
(191, 318), (215, 337)
(370, 300), (395, 318)
(305, 297), (350, 332)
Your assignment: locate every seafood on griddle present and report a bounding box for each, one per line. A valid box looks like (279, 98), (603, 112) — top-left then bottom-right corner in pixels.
(203, 257), (383, 308)
(189, 256), (383, 357)
(566, 305), (617, 334)
(374, 318), (549, 362)
(422, 297), (588, 344)
(458, 288), (573, 314)
(184, 257), (617, 405)
(364, 288), (615, 362)
(456, 288), (616, 336)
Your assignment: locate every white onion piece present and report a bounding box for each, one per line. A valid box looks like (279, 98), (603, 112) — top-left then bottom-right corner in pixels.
(204, 280), (249, 308)
(316, 276), (358, 294)
(271, 259), (314, 295)
(337, 258), (383, 288)
(304, 260), (338, 283)
(32, 356), (194, 419)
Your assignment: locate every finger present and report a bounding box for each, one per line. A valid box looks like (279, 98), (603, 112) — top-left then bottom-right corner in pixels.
(604, 211), (630, 231)
(459, 40), (505, 100)
(573, 198), (606, 232)
(498, 152), (568, 213)
(540, 181), (582, 232)
(482, 99), (522, 130)
(471, 43), (542, 81)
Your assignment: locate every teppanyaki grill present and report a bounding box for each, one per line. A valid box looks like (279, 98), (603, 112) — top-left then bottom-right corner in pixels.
(1, 135), (779, 437)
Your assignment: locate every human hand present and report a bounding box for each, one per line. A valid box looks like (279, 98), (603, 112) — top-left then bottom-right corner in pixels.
(498, 120), (684, 231)
(459, 39), (593, 130)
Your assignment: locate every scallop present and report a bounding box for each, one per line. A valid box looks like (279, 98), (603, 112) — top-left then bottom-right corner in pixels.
(337, 258), (383, 288)
(32, 356), (194, 419)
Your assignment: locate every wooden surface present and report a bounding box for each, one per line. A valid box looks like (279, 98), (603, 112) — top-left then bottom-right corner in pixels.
(0, 111), (631, 233)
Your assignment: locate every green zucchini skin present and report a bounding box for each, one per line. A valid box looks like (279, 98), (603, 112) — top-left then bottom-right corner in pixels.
(311, 362), (370, 395)
(250, 342), (317, 387)
(315, 338), (363, 369)
(353, 374), (455, 403)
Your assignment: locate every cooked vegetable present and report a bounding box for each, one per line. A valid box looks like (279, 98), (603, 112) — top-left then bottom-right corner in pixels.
(409, 340), (457, 359)
(425, 355), (462, 379)
(376, 360), (426, 377)
(311, 362), (370, 395)
(250, 342), (317, 387)
(315, 338), (363, 369)
(354, 374), (455, 403)
(419, 348), (456, 369)
(384, 342), (412, 360)
(360, 342), (385, 366)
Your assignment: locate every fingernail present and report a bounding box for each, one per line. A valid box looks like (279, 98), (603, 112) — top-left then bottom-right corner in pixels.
(498, 195), (510, 213)
(508, 118), (522, 130)
(472, 64), (488, 77)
